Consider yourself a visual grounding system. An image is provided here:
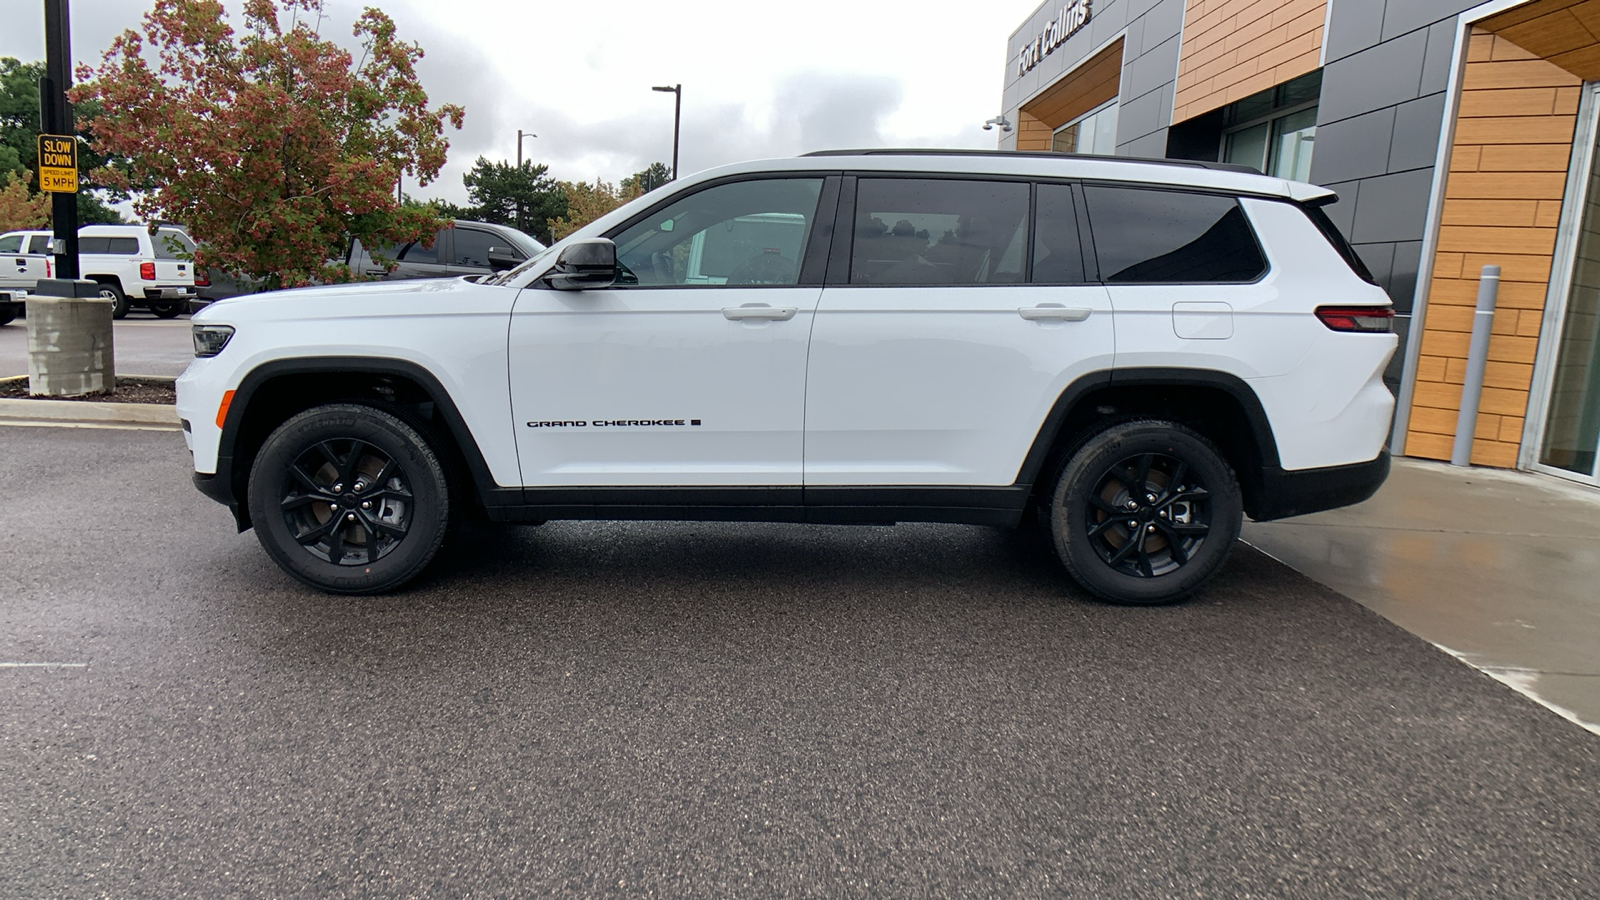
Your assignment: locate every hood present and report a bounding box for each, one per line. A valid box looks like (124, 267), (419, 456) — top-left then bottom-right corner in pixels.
(193, 276), (478, 323)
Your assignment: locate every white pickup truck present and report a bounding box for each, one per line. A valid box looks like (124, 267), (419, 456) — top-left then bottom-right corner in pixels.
(0, 231), (51, 325)
(0, 225), (198, 319)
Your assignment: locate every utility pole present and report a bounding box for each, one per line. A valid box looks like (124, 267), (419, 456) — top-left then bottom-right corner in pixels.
(652, 84), (681, 181)
(40, 0), (78, 278)
(516, 129), (537, 234)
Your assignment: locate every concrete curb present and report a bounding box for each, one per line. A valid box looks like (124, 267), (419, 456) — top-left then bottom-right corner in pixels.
(0, 374), (181, 428)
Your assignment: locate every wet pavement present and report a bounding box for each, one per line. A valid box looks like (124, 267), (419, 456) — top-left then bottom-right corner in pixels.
(0, 314), (194, 378)
(1247, 458), (1600, 734)
(2, 426), (1598, 897)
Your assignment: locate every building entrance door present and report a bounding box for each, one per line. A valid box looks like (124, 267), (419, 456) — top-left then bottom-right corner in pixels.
(1535, 85), (1600, 484)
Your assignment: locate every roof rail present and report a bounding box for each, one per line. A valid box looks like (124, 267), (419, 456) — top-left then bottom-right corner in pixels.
(799, 148), (1262, 176)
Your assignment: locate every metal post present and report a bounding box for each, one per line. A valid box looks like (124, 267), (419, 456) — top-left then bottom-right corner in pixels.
(670, 84), (680, 182)
(1451, 265), (1500, 466)
(41, 0), (79, 279)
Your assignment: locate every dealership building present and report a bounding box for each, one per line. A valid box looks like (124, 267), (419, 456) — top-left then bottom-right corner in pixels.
(1001, 0), (1600, 486)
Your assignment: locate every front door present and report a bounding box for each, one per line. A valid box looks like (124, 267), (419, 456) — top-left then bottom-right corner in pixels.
(508, 176), (832, 488)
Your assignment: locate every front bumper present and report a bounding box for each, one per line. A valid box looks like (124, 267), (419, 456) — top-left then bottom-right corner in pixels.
(1249, 450), (1391, 522)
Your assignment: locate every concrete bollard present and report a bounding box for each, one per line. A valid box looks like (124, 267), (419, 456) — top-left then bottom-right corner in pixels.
(27, 279), (116, 397)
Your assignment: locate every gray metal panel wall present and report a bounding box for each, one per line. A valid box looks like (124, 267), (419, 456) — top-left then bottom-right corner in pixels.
(1000, 0), (1186, 154)
(1313, 0), (1481, 356)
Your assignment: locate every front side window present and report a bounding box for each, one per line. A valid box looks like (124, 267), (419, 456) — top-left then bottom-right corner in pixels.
(610, 178), (824, 287)
(850, 178), (1029, 286)
(1083, 186), (1267, 284)
(27, 235), (50, 255)
(453, 228), (503, 268)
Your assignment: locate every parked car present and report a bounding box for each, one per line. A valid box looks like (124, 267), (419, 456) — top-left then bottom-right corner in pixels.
(0, 225), (198, 319)
(0, 231), (51, 324)
(346, 219), (545, 280)
(178, 149), (1396, 603)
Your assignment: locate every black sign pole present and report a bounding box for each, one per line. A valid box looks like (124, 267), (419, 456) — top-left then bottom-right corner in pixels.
(41, 0), (79, 280)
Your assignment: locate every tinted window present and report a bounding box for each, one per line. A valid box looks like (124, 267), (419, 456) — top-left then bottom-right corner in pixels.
(851, 179), (1028, 286)
(1083, 187), (1266, 283)
(452, 228), (503, 268)
(154, 229), (195, 259)
(1032, 183), (1086, 284)
(79, 237), (109, 254)
(400, 232), (441, 263)
(611, 178), (823, 287)
(27, 235), (50, 255)
(80, 236), (140, 255)
(0, 235), (21, 254)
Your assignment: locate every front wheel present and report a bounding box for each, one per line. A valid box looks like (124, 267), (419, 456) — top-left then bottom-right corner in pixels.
(1048, 420), (1243, 606)
(247, 404), (451, 594)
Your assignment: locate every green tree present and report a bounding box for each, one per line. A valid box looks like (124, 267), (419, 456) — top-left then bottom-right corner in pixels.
(546, 178), (641, 242)
(622, 162), (672, 195)
(0, 57), (127, 225)
(461, 156), (567, 244)
(73, 0), (464, 288)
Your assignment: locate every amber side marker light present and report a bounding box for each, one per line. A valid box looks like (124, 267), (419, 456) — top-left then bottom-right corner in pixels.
(1315, 306), (1394, 333)
(215, 390), (235, 429)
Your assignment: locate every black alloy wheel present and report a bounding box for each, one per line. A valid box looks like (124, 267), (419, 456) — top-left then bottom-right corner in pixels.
(249, 404), (450, 594)
(280, 438), (412, 566)
(1050, 420), (1242, 605)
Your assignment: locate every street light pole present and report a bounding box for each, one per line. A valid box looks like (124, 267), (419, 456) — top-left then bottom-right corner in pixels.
(651, 84), (681, 181)
(41, 0), (79, 279)
(515, 129), (537, 234)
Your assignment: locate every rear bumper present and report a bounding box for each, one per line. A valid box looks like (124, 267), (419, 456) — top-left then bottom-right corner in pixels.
(1248, 450), (1390, 522)
(143, 286), (196, 300)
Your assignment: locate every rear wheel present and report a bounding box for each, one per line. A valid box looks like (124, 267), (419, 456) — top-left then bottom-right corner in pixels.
(148, 300), (183, 318)
(1048, 420), (1242, 605)
(97, 282), (130, 319)
(0, 307), (14, 326)
(248, 404), (451, 594)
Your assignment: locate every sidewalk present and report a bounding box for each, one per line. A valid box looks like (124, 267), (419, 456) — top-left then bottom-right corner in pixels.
(1245, 458), (1600, 735)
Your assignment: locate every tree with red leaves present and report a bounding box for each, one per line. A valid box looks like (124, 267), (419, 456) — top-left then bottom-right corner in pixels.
(73, 0), (464, 289)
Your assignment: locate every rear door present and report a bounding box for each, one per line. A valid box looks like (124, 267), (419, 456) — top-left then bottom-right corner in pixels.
(387, 227), (454, 279)
(152, 228), (195, 285)
(803, 176), (1115, 488)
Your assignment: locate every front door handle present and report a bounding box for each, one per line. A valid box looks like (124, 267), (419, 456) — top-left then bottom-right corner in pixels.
(722, 304), (797, 321)
(1019, 304), (1092, 322)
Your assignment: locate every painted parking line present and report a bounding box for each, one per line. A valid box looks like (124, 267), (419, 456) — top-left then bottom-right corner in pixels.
(0, 662), (88, 668)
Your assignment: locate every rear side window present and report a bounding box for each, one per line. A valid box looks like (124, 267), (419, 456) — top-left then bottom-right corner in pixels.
(1032, 183), (1087, 284)
(0, 235), (21, 253)
(79, 236), (141, 255)
(851, 178), (1028, 285)
(400, 233), (442, 263)
(1083, 186), (1267, 284)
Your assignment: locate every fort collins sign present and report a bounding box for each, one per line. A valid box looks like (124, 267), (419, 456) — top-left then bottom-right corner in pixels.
(1016, 0), (1092, 77)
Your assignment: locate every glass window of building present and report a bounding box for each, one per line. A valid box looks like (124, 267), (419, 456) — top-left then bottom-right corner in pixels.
(1220, 70), (1320, 180)
(1052, 101), (1119, 155)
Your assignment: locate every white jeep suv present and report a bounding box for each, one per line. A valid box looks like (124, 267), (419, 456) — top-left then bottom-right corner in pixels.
(177, 150), (1397, 604)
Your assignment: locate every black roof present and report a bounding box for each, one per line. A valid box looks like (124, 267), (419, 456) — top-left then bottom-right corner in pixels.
(800, 148), (1261, 176)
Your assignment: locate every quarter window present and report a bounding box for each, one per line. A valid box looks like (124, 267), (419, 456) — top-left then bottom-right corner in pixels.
(1082, 187), (1267, 284)
(850, 178), (1029, 286)
(611, 178), (823, 287)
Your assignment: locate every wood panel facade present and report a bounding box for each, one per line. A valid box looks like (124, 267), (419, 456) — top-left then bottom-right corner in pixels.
(1016, 39), (1125, 151)
(1172, 0), (1327, 124)
(1404, 27), (1583, 467)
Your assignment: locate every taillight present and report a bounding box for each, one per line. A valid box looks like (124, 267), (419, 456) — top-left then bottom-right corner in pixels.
(1315, 306), (1393, 333)
(195, 268), (211, 287)
(139, 261), (156, 280)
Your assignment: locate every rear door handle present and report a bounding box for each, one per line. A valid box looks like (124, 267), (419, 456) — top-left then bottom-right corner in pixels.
(1019, 304), (1092, 322)
(722, 304), (797, 321)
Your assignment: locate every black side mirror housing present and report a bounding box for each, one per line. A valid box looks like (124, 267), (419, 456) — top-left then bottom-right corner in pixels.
(486, 247), (520, 272)
(545, 238), (617, 291)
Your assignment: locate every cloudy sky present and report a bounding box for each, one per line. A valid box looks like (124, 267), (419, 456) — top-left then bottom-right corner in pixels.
(2, 0), (1043, 208)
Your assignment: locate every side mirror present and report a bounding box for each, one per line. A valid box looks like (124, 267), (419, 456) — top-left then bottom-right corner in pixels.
(545, 238), (617, 291)
(486, 246), (520, 272)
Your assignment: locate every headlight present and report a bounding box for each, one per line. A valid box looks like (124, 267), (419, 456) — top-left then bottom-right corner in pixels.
(192, 324), (235, 357)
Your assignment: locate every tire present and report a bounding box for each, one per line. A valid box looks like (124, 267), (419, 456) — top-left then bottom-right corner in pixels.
(149, 300), (183, 319)
(98, 281), (130, 319)
(1047, 420), (1243, 606)
(0, 308), (14, 326)
(247, 403), (451, 594)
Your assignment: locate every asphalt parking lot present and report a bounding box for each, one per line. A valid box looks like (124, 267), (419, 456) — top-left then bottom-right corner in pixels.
(0, 314), (195, 379)
(3, 426), (1598, 898)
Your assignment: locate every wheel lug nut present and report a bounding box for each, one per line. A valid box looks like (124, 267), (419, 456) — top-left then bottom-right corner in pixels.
(1126, 501), (1137, 510)
(1127, 520), (1138, 528)
(1146, 494), (1157, 503)
(332, 483), (343, 493)
(346, 513), (357, 521)
(361, 501), (371, 509)
(1147, 524), (1156, 533)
